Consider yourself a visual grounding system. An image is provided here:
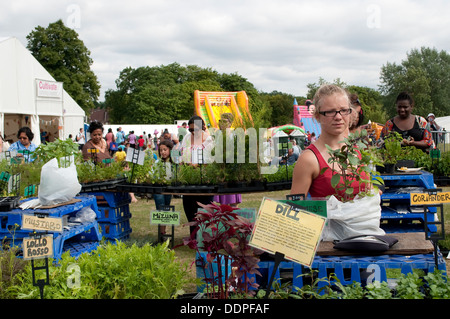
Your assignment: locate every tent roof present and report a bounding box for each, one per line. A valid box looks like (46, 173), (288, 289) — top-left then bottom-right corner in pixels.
(0, 37), (84, 117)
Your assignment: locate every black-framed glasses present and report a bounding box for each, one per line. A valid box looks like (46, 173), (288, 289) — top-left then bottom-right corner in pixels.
(318, 108), (352, 117)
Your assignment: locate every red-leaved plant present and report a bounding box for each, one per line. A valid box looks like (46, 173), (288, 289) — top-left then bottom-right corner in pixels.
(179, 202), (262, 299)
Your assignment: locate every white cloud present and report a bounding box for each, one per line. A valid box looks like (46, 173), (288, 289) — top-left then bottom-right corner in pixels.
(1, 0), (450, 100)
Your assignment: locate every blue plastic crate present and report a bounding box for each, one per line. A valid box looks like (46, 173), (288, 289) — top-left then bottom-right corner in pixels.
(16, 195), (100, 218)
(1, 196), (101, 233)
(61, 241), (100, 259)
(195, 251), (233, 293)
(82, 191), (131, 208)
(1, 221), (102, 261)
(97, 205), (132, 223)
(196, 250), (447, 293)
(250, 252), (447, 291)
(98, 219), (132, 240)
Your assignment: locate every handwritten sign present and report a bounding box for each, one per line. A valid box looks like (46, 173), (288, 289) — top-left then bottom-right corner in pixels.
(249, 198), (326, 267)
(22, 214), (63, 233)
(410, 191), (450, 205)
(23, 234), (54, 260)
(150, 210), (180, 226)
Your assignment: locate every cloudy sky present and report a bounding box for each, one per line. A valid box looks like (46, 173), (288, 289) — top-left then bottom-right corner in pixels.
(1, 0), (450, 100)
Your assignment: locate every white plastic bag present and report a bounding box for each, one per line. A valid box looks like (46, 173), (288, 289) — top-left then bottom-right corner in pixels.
(75, 206), (97, 224)
(38, 157), (81, 206)
(321, 191), (386, 241)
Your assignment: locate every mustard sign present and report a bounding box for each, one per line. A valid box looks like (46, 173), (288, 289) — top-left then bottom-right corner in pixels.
(410, 191), (450, 205)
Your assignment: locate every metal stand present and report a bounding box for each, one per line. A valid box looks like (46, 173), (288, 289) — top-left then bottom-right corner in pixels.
(157, 205), (176, 248)
(31, 257), (50, 299)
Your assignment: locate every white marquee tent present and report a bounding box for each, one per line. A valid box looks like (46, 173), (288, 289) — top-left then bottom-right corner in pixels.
(0, 37), (85, 146)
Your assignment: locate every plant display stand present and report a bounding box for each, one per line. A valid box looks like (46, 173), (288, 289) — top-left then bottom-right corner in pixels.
(81, 191), (132, 241)
(0, 195), (102, 260)
(380, 170), (441, 234)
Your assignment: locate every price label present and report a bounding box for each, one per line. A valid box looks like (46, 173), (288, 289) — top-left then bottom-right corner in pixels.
(22, 214), (63, 232)
(23, 234), (54, 260)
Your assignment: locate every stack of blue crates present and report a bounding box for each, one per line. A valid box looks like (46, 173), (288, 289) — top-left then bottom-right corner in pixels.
(0, 195), (102, 260)
(86, 191), (132, 241)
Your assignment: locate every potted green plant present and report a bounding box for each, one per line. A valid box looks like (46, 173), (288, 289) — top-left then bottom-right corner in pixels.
(324, 129), (384, 202)
(321, 129), (386, 240)
(379, 131), (403, 174)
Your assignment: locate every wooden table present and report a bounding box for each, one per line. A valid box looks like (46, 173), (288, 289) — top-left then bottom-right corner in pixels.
(317, 232), (435, 256)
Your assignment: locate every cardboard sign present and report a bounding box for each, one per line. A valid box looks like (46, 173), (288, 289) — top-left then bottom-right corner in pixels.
(410, 191), (450, 205)
(150, 210), (181, 226)
(250, 198), (326, 267)
(22, 214), (63, 233)
(23, 234), (54, 260)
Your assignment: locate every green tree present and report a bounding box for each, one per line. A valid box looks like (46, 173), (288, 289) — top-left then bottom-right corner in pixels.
(26, 19), (100, 112)
(105, 63), (271, 126)
(260, 91), (295, 127)
(379, 47), (450, 118)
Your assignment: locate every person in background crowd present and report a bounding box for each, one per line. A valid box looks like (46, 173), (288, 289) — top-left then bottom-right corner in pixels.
(213, 113), (242, 208)
(128, 131), (136, 149)
(178, 122), (188, 143)
(114, 144), (127, 163)
(290, 137), (301, 156)
(137, 135), (145, 150)
(116, 127), (125, 145)
(147, 133), (153, 150)
(40, 129), (48, 145)
(427, 113), (442, 145)
(9, 126), (37, 162)
(380, 92), (433, 152)
(76, 128), (85, 150)
(153, 139), (174, 241)
(105, 128), (116, 156)
(153, 130), (159, 151)
(82, 121), (112, 163)
(349, 93), (365, 133)
(179, 115), (214, 235)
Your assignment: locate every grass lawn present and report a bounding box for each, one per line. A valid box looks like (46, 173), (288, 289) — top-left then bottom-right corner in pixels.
(125, 188), (450, 294)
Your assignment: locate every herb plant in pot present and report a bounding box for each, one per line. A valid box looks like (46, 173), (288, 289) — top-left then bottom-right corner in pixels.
(322, 129), (386, 241)
(380, 131), (403, 174)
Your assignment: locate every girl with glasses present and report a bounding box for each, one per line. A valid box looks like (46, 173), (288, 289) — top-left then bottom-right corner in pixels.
(290, 84), (369, 200)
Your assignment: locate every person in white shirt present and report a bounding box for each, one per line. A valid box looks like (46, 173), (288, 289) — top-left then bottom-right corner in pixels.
(76, 128), (85, 150)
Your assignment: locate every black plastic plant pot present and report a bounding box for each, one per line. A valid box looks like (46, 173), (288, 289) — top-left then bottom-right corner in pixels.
(166, 184), (217, 194)
(265, 181), (292, 191)
(0, 196), (20, 212)
(115, 183), (166, 194)
(80, 177), (127, 192)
